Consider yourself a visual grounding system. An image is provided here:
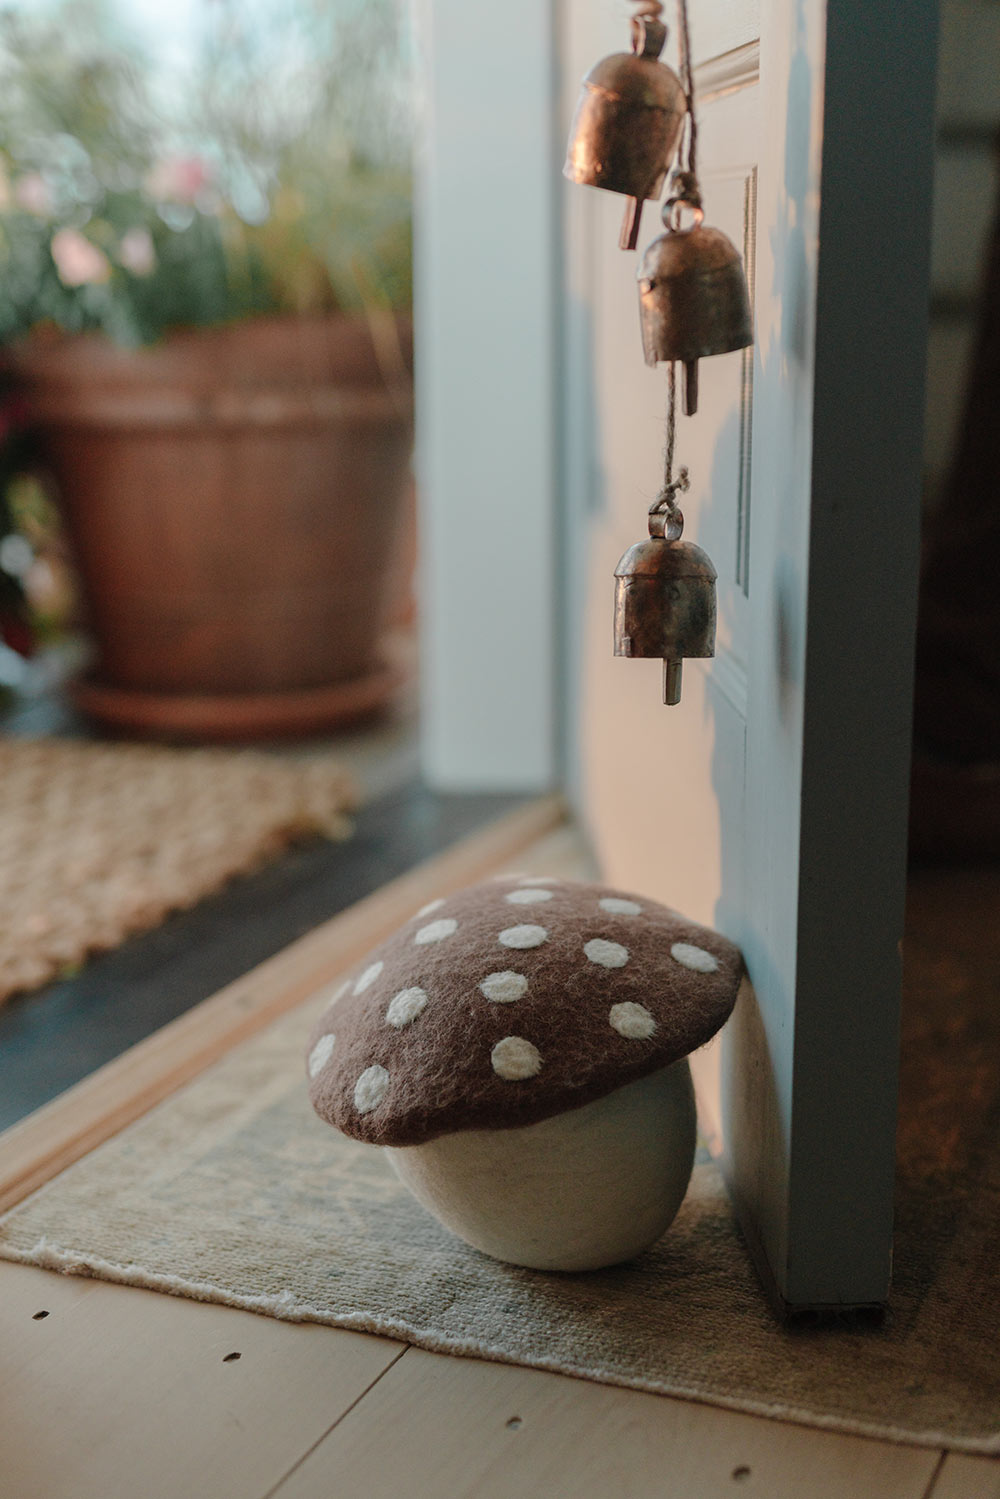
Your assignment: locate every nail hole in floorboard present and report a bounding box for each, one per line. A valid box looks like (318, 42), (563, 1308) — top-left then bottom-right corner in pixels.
(506, 1417), (523, 1431)
(223, 1351), (242, 1362)
(732, 1466), (751, 1482)
(32, 1310), (49, 1320)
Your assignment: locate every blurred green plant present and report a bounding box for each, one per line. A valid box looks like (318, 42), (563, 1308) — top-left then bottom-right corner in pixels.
(0, 0), (413, 347)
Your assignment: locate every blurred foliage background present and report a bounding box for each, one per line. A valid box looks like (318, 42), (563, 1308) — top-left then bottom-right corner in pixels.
(0, 0), (414, 348)
(0, 0), (414, 688)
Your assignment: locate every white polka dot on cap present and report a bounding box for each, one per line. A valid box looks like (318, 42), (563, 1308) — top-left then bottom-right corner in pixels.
(307, 1033), (336, 1078)
(599, 897), (642, 916)
(354, 1065), (391, 1113)
(324, 978), (350, 1006)
(670, 941), (719, 974)
(479, 971), (528, 1004)
(491, 1036), (543, 1081)
(415, 917), (458, 945)
(584, 938), (629, 969)
(416, 897), (445, 918)
(385, 987), (428, 1028)
(505, 887), (554, 905)
(498, 925), (549, 950)
(354, 961), (383, 995)
(609, 1002), (656, 1040)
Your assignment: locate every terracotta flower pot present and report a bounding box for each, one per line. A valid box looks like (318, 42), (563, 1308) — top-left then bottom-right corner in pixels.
(6, 314), (414, 739)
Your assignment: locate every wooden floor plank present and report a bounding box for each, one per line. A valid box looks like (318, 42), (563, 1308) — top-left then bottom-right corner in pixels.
(931, 1454), (1000, 1498)
(0, 1263), (403, 1499)
(269, 1346), (940, 1499)
(0, 795), (565, 1215)
(0, 1257), (103, 1377)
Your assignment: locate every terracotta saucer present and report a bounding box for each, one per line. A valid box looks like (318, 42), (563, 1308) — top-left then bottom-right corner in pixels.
(70, 661), (406, 743)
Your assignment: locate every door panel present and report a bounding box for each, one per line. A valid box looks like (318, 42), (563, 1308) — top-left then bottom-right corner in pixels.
(562, 0), (937, 1309)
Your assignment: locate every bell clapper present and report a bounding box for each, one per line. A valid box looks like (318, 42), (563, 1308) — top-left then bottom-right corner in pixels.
(620, 197), (644, 253)
(682, 358), (699, 416)
(663, 659), (683, 706)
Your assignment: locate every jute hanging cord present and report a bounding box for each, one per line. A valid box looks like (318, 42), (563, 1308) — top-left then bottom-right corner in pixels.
(644, 0), (696, 542)
(672, 0), (698, 187)
(649, 359), (689, 541)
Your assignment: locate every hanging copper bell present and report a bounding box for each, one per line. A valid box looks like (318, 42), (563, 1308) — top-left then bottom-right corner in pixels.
(637, 194), (753, 415)
(563, 16), (687, 251)
(614, 509), (717, 706)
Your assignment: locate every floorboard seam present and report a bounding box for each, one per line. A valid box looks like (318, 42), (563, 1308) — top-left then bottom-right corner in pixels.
(920, 1451), (949, 1499)
(261, 1343), (411, 1498)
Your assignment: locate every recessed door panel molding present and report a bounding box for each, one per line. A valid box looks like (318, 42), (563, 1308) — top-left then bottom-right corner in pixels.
(695, 42), (761, 105)
(689, 0), (761, 66)
(691, 122), (760, 693)
(738, 165), (757, 593)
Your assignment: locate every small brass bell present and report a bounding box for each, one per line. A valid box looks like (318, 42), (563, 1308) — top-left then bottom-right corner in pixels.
(564, 16), (687, 252)
(614, 507), (716, 705)
(637, 194), (753, 415)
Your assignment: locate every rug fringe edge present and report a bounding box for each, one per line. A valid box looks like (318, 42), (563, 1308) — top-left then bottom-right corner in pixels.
(1, 1236), (996, 1457)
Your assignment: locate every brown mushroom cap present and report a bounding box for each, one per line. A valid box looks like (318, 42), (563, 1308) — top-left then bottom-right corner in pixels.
(306, 876), (743, 1147)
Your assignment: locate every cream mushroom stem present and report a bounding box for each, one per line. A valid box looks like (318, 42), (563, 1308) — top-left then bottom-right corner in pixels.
(387, 1060), (696, 1273)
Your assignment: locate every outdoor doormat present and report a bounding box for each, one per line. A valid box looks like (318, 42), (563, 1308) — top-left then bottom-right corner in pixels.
(0, 737), (357, 1005)
(1, 864), (998, 1453)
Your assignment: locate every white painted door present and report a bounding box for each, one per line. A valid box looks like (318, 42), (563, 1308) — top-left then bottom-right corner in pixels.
(562, 0), (938, 1311)
(417, 0), (938, 1310)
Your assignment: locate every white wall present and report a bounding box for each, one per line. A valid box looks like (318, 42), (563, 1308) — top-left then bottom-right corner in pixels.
(414, 0), (559, 791)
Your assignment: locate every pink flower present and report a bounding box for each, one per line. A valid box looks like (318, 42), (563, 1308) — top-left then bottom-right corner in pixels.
(15, 172), (52, 216)
(119, 226), (156, 276)
(50, 228), (112, 287)
(145, 156), (213, 204)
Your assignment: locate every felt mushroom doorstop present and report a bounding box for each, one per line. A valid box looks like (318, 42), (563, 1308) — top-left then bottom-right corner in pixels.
(306, 876), (743, 1272)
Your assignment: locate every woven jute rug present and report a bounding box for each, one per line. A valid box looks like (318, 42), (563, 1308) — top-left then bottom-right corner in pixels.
(1, 864), (998, 1452)
(0, 737), (357, 1004)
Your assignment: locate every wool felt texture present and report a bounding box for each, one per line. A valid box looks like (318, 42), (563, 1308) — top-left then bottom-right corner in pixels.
(306, 877), (742, 1146)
